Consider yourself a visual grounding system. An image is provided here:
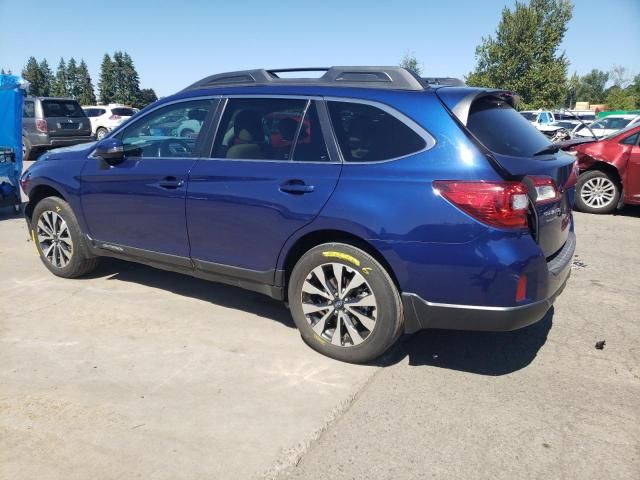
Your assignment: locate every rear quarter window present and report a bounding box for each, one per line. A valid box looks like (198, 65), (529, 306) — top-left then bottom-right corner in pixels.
(327, 101), (426, 162)
(23, 101), (35, 118)
(467, 98), (550, 157)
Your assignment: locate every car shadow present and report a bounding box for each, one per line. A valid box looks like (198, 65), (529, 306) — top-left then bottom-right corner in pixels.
(612, 205), (640, 218)
(379, 308), (553, 376)
(85, 258), (552, 372)
(0, 203), (24, 221)
(88, 258), (295, 328)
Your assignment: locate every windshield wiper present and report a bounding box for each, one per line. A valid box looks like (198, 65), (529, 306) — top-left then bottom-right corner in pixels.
(533, 145), (561, 156)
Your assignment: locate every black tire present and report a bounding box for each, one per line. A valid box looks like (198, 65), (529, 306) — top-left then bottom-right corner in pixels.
(288, 242), (403, 363)
(575, 170), (620, 214)
(96, 127), (108, 140)
(22, 137), (32, 161)
(31, 196), (100, 278)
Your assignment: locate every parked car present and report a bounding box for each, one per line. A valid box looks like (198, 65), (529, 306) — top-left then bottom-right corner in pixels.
(568, 124), (640, 213)
(520, 110), (569, 139)
(82, 105), (137, 140)
(22, 96), (93, 160)
(573, 114), (640, 138)
(20, 66), (576, 363)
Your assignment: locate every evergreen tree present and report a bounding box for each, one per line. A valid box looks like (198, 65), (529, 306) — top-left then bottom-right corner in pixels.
(22, 56), (44, 96)
(66, 57), (80, 99)
(137, 88), (158, 108)
(466, 0), (573, 109)
(98, 53), (115, 104)
(52, 58), (69, 97)
(76, 60), (96, 105)
(120, 52), (141, 105)
(39, 59), (54, 96)
(1, 68), (6, 75)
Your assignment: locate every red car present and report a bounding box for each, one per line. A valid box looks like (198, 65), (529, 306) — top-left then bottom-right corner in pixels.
(569, 124), (640, 213)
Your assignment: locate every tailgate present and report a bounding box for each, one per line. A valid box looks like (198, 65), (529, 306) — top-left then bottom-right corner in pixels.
(436, 88), (575, 257)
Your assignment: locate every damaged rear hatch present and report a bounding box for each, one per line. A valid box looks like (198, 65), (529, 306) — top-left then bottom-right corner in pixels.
(436, 88), (577, 258)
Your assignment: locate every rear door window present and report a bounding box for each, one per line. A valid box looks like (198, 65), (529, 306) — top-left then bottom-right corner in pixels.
(467, 97), (550, 157)
(212, 97), (309, 160)
(327, 101), (426, 162)
(42, 100), (86, 118)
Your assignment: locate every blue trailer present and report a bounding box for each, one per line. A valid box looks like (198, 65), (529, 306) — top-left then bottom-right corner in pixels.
(0, 74), (27, 214)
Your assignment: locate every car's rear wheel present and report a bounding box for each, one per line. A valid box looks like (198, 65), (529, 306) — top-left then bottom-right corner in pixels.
(32, 197), (100, 278)
(575, 170), (620, 214)
(96, 127), (108, 140)
(22, 137), (32, 161)
(288, 242), (403, 363)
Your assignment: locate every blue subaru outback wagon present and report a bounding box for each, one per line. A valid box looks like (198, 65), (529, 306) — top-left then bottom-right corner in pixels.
(21, 67), (576, 363)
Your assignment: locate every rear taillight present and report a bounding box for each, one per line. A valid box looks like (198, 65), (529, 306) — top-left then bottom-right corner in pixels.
(109, 114), (121, 120)
(35, 119), (48, 133)
(528, 176), (560, 204)
(433, 180), (529, 229)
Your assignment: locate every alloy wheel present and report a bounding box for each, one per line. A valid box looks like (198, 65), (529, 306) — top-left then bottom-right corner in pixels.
(301, 262), (377, 347)
(36, 210), (74, 268)
(581, 177), (616, 209)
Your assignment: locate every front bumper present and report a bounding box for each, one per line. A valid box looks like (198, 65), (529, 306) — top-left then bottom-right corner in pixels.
(402, 231), (575, 334)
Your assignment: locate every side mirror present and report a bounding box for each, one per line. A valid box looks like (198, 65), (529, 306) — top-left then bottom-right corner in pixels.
(94, 138), (125, 165)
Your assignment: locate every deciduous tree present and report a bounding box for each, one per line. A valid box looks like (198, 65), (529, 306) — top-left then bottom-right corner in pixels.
(466, 0), (573, 109)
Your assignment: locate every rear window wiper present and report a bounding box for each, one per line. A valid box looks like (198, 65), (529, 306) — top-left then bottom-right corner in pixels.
(533, 145), (561, 156)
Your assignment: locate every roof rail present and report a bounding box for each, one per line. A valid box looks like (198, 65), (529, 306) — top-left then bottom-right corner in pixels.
(183, 66), (428, 92)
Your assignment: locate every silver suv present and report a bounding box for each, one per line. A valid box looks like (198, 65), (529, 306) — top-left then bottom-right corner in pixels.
(23, 97), (94, 160)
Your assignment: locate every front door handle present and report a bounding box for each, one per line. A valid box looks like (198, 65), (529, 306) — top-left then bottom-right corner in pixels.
(158, 176), (184, 189)
(280, 180), (315, 195)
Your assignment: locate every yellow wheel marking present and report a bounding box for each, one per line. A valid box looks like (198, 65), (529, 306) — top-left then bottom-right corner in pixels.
(362, 267), (372, 275)
(313, 334), (326, 344)
(322, 251), (360, 266)
(31, 229), (39, 255)
(55, 206), (61, 212)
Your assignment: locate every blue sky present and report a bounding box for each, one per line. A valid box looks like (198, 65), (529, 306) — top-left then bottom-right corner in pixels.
(1, 0), (638, 97)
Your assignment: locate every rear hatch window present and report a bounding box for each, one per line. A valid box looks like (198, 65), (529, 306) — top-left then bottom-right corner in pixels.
(42, 100), (86, 118)
(468, 98), (550, 157)
(111, 107), (135, 117)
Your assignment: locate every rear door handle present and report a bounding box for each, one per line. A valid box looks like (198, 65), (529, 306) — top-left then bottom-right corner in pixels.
(158, 176), (184, 189)
(280, 180), (315, 194)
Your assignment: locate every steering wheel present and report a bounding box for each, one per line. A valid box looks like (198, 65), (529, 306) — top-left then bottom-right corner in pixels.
(157, 138), (192, 157)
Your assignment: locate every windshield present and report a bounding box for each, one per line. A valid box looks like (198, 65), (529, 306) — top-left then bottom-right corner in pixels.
(468, 98), (550, 157)
(42, 100), (86, 118)
(602, 124), (640, 141)
(591, 117), (632, 130)
(520, 112), (537, 121)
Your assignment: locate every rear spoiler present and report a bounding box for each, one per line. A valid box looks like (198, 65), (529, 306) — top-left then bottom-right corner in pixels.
(435, 88), (520, 125)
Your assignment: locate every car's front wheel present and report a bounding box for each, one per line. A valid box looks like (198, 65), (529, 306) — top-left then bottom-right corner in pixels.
(32, 197), (100, 278)
(575, 170), (620, 214)
(288, 242), (403, 363)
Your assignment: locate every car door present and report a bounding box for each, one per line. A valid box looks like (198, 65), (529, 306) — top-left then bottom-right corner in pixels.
(186, 97), (341, 283)
(80, 98), (218, 263)
(623, 131), (640, 202)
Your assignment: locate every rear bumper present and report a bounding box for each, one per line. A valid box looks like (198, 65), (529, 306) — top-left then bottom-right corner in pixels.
(402, 231), (575, 334)
(31, 136), (95, 149)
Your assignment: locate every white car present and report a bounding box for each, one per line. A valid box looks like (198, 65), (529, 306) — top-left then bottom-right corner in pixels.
(573, 114), (640, 138)
(520, 110), (568, 139)
(82, 105), (137, 140)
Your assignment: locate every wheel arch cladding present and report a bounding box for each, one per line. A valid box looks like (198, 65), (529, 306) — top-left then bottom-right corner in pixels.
(281, 230), (401, 296)
(584, 161), (622, 187)
(25, 184), (67, 222)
